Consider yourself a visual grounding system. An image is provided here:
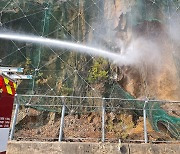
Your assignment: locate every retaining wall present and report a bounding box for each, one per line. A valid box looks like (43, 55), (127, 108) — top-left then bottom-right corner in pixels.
(7, 141), (180, 154)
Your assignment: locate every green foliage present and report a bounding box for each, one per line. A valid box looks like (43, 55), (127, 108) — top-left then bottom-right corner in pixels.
(60, 85), (73, 96)
(24, 57), (33, 74)
(88, 58), (108, 83)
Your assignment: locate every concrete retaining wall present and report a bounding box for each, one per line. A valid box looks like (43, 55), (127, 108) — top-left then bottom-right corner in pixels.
(7, 141), (180, 154)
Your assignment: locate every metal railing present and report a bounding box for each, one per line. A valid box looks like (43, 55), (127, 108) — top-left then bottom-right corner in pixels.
(9, 94), (180, 143)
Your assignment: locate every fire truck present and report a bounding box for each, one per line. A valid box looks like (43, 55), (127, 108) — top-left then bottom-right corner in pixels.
(0, 67), (32, 154)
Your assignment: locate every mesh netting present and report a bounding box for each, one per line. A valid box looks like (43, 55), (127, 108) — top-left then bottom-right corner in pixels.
(0, 0), (179, 139)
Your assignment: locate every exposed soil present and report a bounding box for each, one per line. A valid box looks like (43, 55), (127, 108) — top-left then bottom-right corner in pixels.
(13, 108), (175, 143)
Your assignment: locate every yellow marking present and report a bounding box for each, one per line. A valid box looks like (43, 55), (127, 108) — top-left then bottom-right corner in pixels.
(13, 83), (17, 90)
(4, 78), (13, 95)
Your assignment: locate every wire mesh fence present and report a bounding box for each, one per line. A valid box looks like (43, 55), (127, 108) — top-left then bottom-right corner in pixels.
(10, 95), (180, 143)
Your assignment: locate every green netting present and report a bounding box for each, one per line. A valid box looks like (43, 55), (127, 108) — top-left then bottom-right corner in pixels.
(147, 103), (180, 139)
(117, 86), (180, 139)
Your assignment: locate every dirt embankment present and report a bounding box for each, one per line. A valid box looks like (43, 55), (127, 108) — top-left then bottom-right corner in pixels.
(14, 108), (174, 142)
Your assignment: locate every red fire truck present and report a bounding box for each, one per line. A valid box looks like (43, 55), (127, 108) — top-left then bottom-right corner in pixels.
(0, 67), (32, 154)
(0, 75), (16, 154)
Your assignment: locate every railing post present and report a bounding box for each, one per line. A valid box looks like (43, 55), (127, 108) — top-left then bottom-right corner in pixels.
(102, 98), (105, 142)
(143, 100), (148, 143)
(10, 94), (20, 140)
(58, 97), (66, 142)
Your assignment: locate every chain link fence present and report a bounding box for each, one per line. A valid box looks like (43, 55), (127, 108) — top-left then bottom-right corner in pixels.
(9, 95), (180, 143)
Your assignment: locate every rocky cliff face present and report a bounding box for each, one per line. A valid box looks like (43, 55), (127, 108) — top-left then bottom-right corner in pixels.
(1, 0), (180, 102)
(103, 0), (180, 102)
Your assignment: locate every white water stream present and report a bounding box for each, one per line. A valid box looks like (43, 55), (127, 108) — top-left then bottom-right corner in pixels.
(0, 33), (129, 65)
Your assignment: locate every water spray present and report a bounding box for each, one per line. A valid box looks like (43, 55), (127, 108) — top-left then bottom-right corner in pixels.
(0, 33), (128, 65)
